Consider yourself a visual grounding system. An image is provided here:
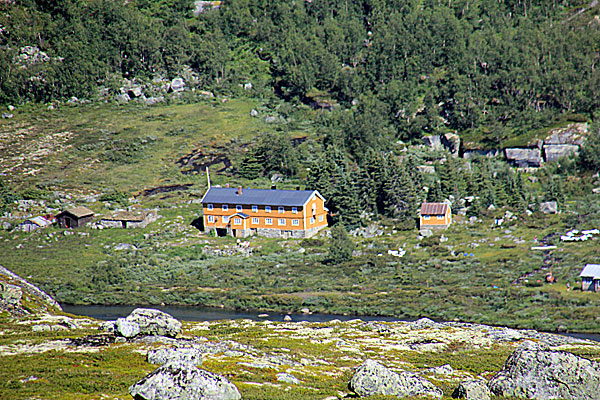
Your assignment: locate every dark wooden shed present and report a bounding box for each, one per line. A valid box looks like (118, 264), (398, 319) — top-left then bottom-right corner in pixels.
(56, 206), (94, 228)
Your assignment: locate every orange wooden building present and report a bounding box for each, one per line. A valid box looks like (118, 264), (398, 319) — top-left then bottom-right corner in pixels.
(200, 186), (329, 238)
(419, 202), (452, 229)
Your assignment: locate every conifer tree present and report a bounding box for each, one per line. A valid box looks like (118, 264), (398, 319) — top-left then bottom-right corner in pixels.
(328, 223), (355, 264)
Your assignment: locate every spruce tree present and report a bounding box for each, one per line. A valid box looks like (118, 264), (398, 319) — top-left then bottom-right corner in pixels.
(328, 223), (355, 264)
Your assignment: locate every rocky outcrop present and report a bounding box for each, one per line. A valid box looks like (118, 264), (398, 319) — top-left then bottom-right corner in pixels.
(349, 359), (442, 398)
(148, 347), (204, 366)
(544, 144), (579, 162)
(544, 123), (588, 146)
(129, 362), (241, 400)
(453, 380), (491, 400)
(505, 148), (542, 168)
(441, 132), (461, 157)
(114, 308), (181, 338)
(488, 341), (600, 400)
(0, 265), (62, 312)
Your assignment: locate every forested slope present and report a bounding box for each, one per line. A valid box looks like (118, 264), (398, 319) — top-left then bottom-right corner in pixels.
(2, 0), (600, 143)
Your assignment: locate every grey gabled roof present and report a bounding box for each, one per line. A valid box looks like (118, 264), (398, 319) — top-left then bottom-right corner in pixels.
(580, 264), (600, 279)
(201, 187), (322, 207)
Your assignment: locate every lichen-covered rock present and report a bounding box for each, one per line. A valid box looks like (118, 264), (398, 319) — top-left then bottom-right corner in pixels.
(276, 372), (300, 385)
(148, 347), (203, 366)
(442, 132), (461, 156)
(115, 308), (181, 338)
(129, 362), (241, 400)
(349, 359), (442, 398)
(452, 379), (491, 400)
(488, 341), (600, 400)
(422, 135), (442, 150)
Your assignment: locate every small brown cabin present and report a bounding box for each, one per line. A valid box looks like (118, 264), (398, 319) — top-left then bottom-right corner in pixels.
(56, 206), (94, 228)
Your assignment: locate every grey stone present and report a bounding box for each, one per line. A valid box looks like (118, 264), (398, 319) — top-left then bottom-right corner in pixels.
(129, 362), (241, 400)
(170, 78), (185, 93)
(544, 144), (579, 162)
(419, 229), (433, 237)
(422, 135), (442, 150)
(544, 123), (588, 145)
(265, 116), (278, 123)
(250, 109), (258, 117)
(539, 201), (558, 214)
(0, 282), (22, 306)
(350, 359), (442, 398)
(505, 148), (542, 168)
(2, 113), (13, 119)
(488, 341), (600, 400)
(418, 165), (436, 174)
(7, 105), (15, 111)
(148, 347), (203, 366)
(453, 379), (491, 400)
(115, 308), (181, 338)
(128, 86), (143, 98)
(277, 372), (300, 384)
(115, 318), (140, 338)
(115, 93), (130, 103)
(463, 149), (501, 159)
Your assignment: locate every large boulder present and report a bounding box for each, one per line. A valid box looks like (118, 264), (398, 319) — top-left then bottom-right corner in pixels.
(539, 201), (558, 214)
(115, 308), (181, 338)
(129, 362), (241, 400)
(544, 144), (579, 162)
(505, 148), (542, 168)
(349, 359), (442, 398)
(148, 347), (204, 366)
(453, 379), (491, 400)
(488, 341), (600, 400)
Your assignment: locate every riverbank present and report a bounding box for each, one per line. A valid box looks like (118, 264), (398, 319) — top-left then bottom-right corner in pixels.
(61, 303), (600, 343)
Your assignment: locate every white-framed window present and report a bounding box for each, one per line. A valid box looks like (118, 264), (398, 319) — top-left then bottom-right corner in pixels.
(292, 207), (298, 214)
(292, 219), (299, 226)
(207, 204), (213, 211)
(437, 215), (444, 220)
(222, 204), (228, 211)
(319, 215), (324, 222)
(278, 218), (286, 226)
(223, 216), (229, 223)
(207, 215), (215, 223)
(310, 217), (315, 224)
(312, 203), (316, 214)
(265, 218), (273, 225)
(236, 205), (242, 212)
(252, 217), (259, 224)
(265, 206), (271, 213)
(234, 218), (242, 225)
(278, 206), (284, 214)
(423, 215), (430, 220)
(252, 205), (258, 212)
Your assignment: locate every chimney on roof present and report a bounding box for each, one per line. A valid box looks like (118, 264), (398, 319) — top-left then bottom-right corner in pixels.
(237, 186), (242, 195)
(271, 184), (276, 190)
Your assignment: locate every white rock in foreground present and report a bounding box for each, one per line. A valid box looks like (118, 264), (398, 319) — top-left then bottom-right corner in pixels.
(350, 359), (442, 398)
(115, 308), (181, 338)
(129, 361), (241, 400)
